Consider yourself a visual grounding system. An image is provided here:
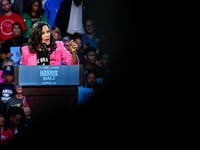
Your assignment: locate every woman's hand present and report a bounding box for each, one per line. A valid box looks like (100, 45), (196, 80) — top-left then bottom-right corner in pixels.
(69, 40), (77, 54)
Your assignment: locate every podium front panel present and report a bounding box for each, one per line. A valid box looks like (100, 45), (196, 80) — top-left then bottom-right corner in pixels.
(14, 65), (80, 86)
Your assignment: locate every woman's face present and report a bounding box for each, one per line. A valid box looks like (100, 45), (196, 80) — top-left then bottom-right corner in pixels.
(51, 30), (59, 41)
(32, 1), (39, 13)
(12, 24), (21, 37)
(0, 115), (5, 126)
(41, 25), (51, 45)
(23, 106), (31, 116)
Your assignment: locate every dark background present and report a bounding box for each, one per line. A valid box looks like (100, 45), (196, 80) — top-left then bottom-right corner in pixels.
(6, 1), (168, 149)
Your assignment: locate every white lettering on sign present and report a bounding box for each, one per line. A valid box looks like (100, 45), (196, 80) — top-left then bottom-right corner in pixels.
(40, 70), (58, 77)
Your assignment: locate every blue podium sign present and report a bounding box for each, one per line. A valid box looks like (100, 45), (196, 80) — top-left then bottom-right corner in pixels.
(16, 65), (79, 86)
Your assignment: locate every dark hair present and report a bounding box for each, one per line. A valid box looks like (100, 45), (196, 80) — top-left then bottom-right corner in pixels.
(12, 22), (23, 35)
(6, 107), (26, 132)
(86, 72), (96, 79)
(6, 107), (25, 119)
(26, 0), (44, 15)
(84, 47), (96, 55)
(83, 18), (95, 26)
(73, 33), (82, 41)
(0, 112), (9, 131)
(28, 21), (54, 52)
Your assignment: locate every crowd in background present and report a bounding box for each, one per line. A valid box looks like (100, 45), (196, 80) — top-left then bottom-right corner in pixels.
(0, 0), (113, 148)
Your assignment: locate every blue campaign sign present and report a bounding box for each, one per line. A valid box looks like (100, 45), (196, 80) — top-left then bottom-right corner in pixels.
(10, 46), (21, 63)
(17, 65), (79, 86)
(78, 86), (94, 106)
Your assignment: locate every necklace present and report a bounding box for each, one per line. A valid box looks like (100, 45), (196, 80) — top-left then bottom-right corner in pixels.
(12, 38), (17, 46)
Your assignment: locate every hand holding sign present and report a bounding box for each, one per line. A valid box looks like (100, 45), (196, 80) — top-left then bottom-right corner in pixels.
(6, 53), (13, 58)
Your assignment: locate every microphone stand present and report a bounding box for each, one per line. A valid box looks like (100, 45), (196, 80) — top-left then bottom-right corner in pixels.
(41, 43), (57, 65)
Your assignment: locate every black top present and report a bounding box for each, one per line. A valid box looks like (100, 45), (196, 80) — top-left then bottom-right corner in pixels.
(2, 37), (28, 54)
(37, 51), (49, 65)
(30, 13), (41, 27)
(85, 64), (108, 79)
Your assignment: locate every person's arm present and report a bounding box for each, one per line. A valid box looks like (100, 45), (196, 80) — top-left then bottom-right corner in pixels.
(1, 40), (13, 60)
(69, 40), (79, 65)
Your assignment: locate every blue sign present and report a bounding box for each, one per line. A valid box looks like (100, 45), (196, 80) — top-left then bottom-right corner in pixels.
(78, 86), (94, 106)
(10, 46), (21, 63)
(17, 65), (79, 86)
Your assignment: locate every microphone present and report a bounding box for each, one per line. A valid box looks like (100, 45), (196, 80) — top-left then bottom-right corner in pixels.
(41, 43), (47, 52)
(49, 43), (57, 55)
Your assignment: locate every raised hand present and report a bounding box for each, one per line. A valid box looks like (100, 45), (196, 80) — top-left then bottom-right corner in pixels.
(69, 40), (77, 54)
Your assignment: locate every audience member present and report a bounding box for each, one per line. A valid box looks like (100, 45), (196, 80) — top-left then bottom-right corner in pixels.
(82, 19), (99, 50)
(85, 72), (97, 88)
(20, 21), (79, 65)
(51, 26), (62, 41)
(44, 0), (64, 28)
(100, 51), (111, 75)
(6, 107), (25, 135)
(22, 0), (47, 38)
(0, 65), (16, 113)
(21, 102), (31, 126)
(55, 0), (85, 37)
(84, 47), (108, 80)
(0, 58), (14, 84)
(6, 86), (24, 112)
(20, 101), (33, 134)
(62, 36), (73, 52)
(0, 0), (27, 42)
(1, 58), (13, 70)
(1, 22), (28, 61)
(73, 33), (85, 64)
(0, 112), (14, 147)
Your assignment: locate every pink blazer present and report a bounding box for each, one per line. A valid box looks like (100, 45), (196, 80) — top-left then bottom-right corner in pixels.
(20, 41), (78, 65)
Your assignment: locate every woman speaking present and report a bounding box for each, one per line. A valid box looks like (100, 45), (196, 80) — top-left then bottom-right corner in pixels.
(20, 21), (79, 66)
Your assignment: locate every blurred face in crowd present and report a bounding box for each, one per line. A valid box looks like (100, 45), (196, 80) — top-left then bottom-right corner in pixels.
(85, 52), (96, 64)
(22, 106), (31, 117)
(1, 0), (11, 13)
(15, 86), (22, 94)
(41, 25), (51, 46)
(32, 1), (39, 13)
(51, 30), (59, 41)
(64, 41), (70, 51)
(4, 74), (14, 84)
(0, 115), (5, 126)
(10, 114), (22, 127)
(74, 38), (82, 51)
(84, 20), (95, 35)
(101, 54), (111, 68)
(12, 24), (21, 37)
(86, 73), (97, 88)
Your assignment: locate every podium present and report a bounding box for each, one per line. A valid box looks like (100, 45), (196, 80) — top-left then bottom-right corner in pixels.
(14, 65), (84, 121)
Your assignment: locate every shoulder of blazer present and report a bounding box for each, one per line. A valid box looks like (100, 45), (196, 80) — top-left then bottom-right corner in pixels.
(21, 46), (30, 54)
